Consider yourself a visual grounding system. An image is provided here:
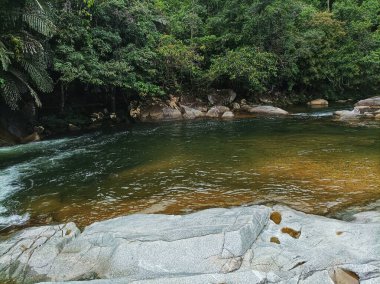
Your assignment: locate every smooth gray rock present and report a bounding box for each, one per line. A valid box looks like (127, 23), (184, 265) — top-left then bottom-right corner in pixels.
(222, 111), (234, 118)
(0, 223), (80, 284)
(244, 105), (289, 115)
(1, 205), (379, 284)
(355, 96), (380, 107)
(206, 106), (230, 118)
(251, 206), (380, 283)
(180, 105), (205, 119)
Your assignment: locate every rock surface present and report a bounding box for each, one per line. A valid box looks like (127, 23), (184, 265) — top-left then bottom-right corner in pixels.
(0, 206), (379, 284)
(308, 99), (329, 106)
(242, 105), (289, 115)
(335, 96), (380, 121)
(180, 105), (205, 119)
(206, 105), (230, 118)
(208, 89), (237, 106)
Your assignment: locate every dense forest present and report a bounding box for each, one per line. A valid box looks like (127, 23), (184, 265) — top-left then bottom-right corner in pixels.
(0, 0), (379, 124)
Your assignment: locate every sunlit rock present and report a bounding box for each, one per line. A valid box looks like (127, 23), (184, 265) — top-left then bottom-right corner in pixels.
(222, 111), (234, 118)
(1, 206), (379, 284)
(307, 99), (329, 106)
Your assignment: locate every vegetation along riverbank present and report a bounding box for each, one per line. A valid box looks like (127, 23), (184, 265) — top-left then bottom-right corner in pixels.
(1, 0), (380, 145)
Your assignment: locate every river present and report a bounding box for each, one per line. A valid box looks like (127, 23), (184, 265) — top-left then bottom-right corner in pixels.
(0, 105), (379, 230)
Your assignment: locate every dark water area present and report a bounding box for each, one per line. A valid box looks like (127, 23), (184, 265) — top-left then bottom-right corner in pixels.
(0, 104), (379, 230)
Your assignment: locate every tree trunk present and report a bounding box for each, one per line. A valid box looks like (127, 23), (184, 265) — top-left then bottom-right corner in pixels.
(60, 84), (65, 114)
(111, 93), (116, 113)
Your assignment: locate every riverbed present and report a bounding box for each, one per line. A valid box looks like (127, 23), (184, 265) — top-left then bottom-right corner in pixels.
(0, 105), (379, 230)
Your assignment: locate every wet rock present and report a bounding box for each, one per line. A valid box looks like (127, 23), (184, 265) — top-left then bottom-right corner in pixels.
(33, 126), (45, 134)
(222, 111), (234, 118)
(334, 97), (380, 121)
(181, 105), (205, 119)
(308, 99), (329, 106)
(206, 106), (230, 118)
(208, 89), (237, 106)
(19, 131), (40, 143)
(232, 102), (241, 110)
(162, 107), (182, 120)
(139, 105), (182, 121)
(68, 124), (80, 132)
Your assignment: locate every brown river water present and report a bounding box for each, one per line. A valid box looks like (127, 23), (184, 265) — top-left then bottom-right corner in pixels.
(0, 105), (379, 230)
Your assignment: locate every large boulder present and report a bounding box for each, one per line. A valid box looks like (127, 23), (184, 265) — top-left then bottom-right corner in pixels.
(307, 99), (329, 106)
(206, 106), (230, 118)
(355, 96), (380, 107)
(140, 106), (182, 121)
(180, 105), (205, 119)
(334, 96), (380, 121)
(0, 105), (38, 145)
(1, 206), (380, 284)
(222, 111), (234, 119)
(208, 89), (237, 106)
(243, 105), (289, 115)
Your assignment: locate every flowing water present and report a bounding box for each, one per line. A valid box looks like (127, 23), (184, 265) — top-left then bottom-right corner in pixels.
(0, 105), (380, 230)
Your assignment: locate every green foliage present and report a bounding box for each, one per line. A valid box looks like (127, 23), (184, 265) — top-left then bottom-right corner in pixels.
(0, 0), (54, 109)
(2, 0), (380, 111)
(208, 47), (277, 93)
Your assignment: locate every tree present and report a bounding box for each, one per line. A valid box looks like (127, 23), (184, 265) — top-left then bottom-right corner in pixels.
(0, 0), (54, 109)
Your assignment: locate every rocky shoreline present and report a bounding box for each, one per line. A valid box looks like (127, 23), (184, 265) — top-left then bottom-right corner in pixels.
(2, 92), (380, 147)
(0, 205), (379, 284)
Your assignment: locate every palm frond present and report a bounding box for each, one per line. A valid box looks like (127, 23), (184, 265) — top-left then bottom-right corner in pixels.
(20, 57), (53, 93)
(22, 11), (55, 37)
(0, 74), (22, 110)
(0, 41), (12, 71)
(20, 33), (44, 55)
(8, 67), (42, 107)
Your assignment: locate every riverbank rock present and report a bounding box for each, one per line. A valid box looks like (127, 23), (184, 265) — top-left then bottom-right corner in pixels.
(208, 89), (237, 106)
(206, 106), (230, 118)
(0, 105), (38, 145)
(140, 106), (182, 121)
(180, 105), (205, 119)
(308, 99), (329, 106)
(355, 96), (380, 107)
(222, 111), (234, 118)
(242, 105), (289, 115)
(1, 206), (379, 284)
(334, 96), (380, 121)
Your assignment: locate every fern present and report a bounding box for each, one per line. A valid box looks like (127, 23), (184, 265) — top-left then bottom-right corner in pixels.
(0, 0), (55, 109)
(22, 12), (55, 37)
(20, 57), (53, 93)
(0, 75), (22, 110)
(8, 68), (42, 107)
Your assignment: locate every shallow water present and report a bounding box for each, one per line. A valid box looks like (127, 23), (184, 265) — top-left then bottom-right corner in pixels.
(0, 105), (379, 229)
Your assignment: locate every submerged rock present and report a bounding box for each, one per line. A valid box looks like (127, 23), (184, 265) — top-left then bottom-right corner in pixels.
(1, 206), (379, 284)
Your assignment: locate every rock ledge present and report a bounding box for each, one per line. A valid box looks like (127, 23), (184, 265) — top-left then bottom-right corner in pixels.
(0, 206), (379, 284)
